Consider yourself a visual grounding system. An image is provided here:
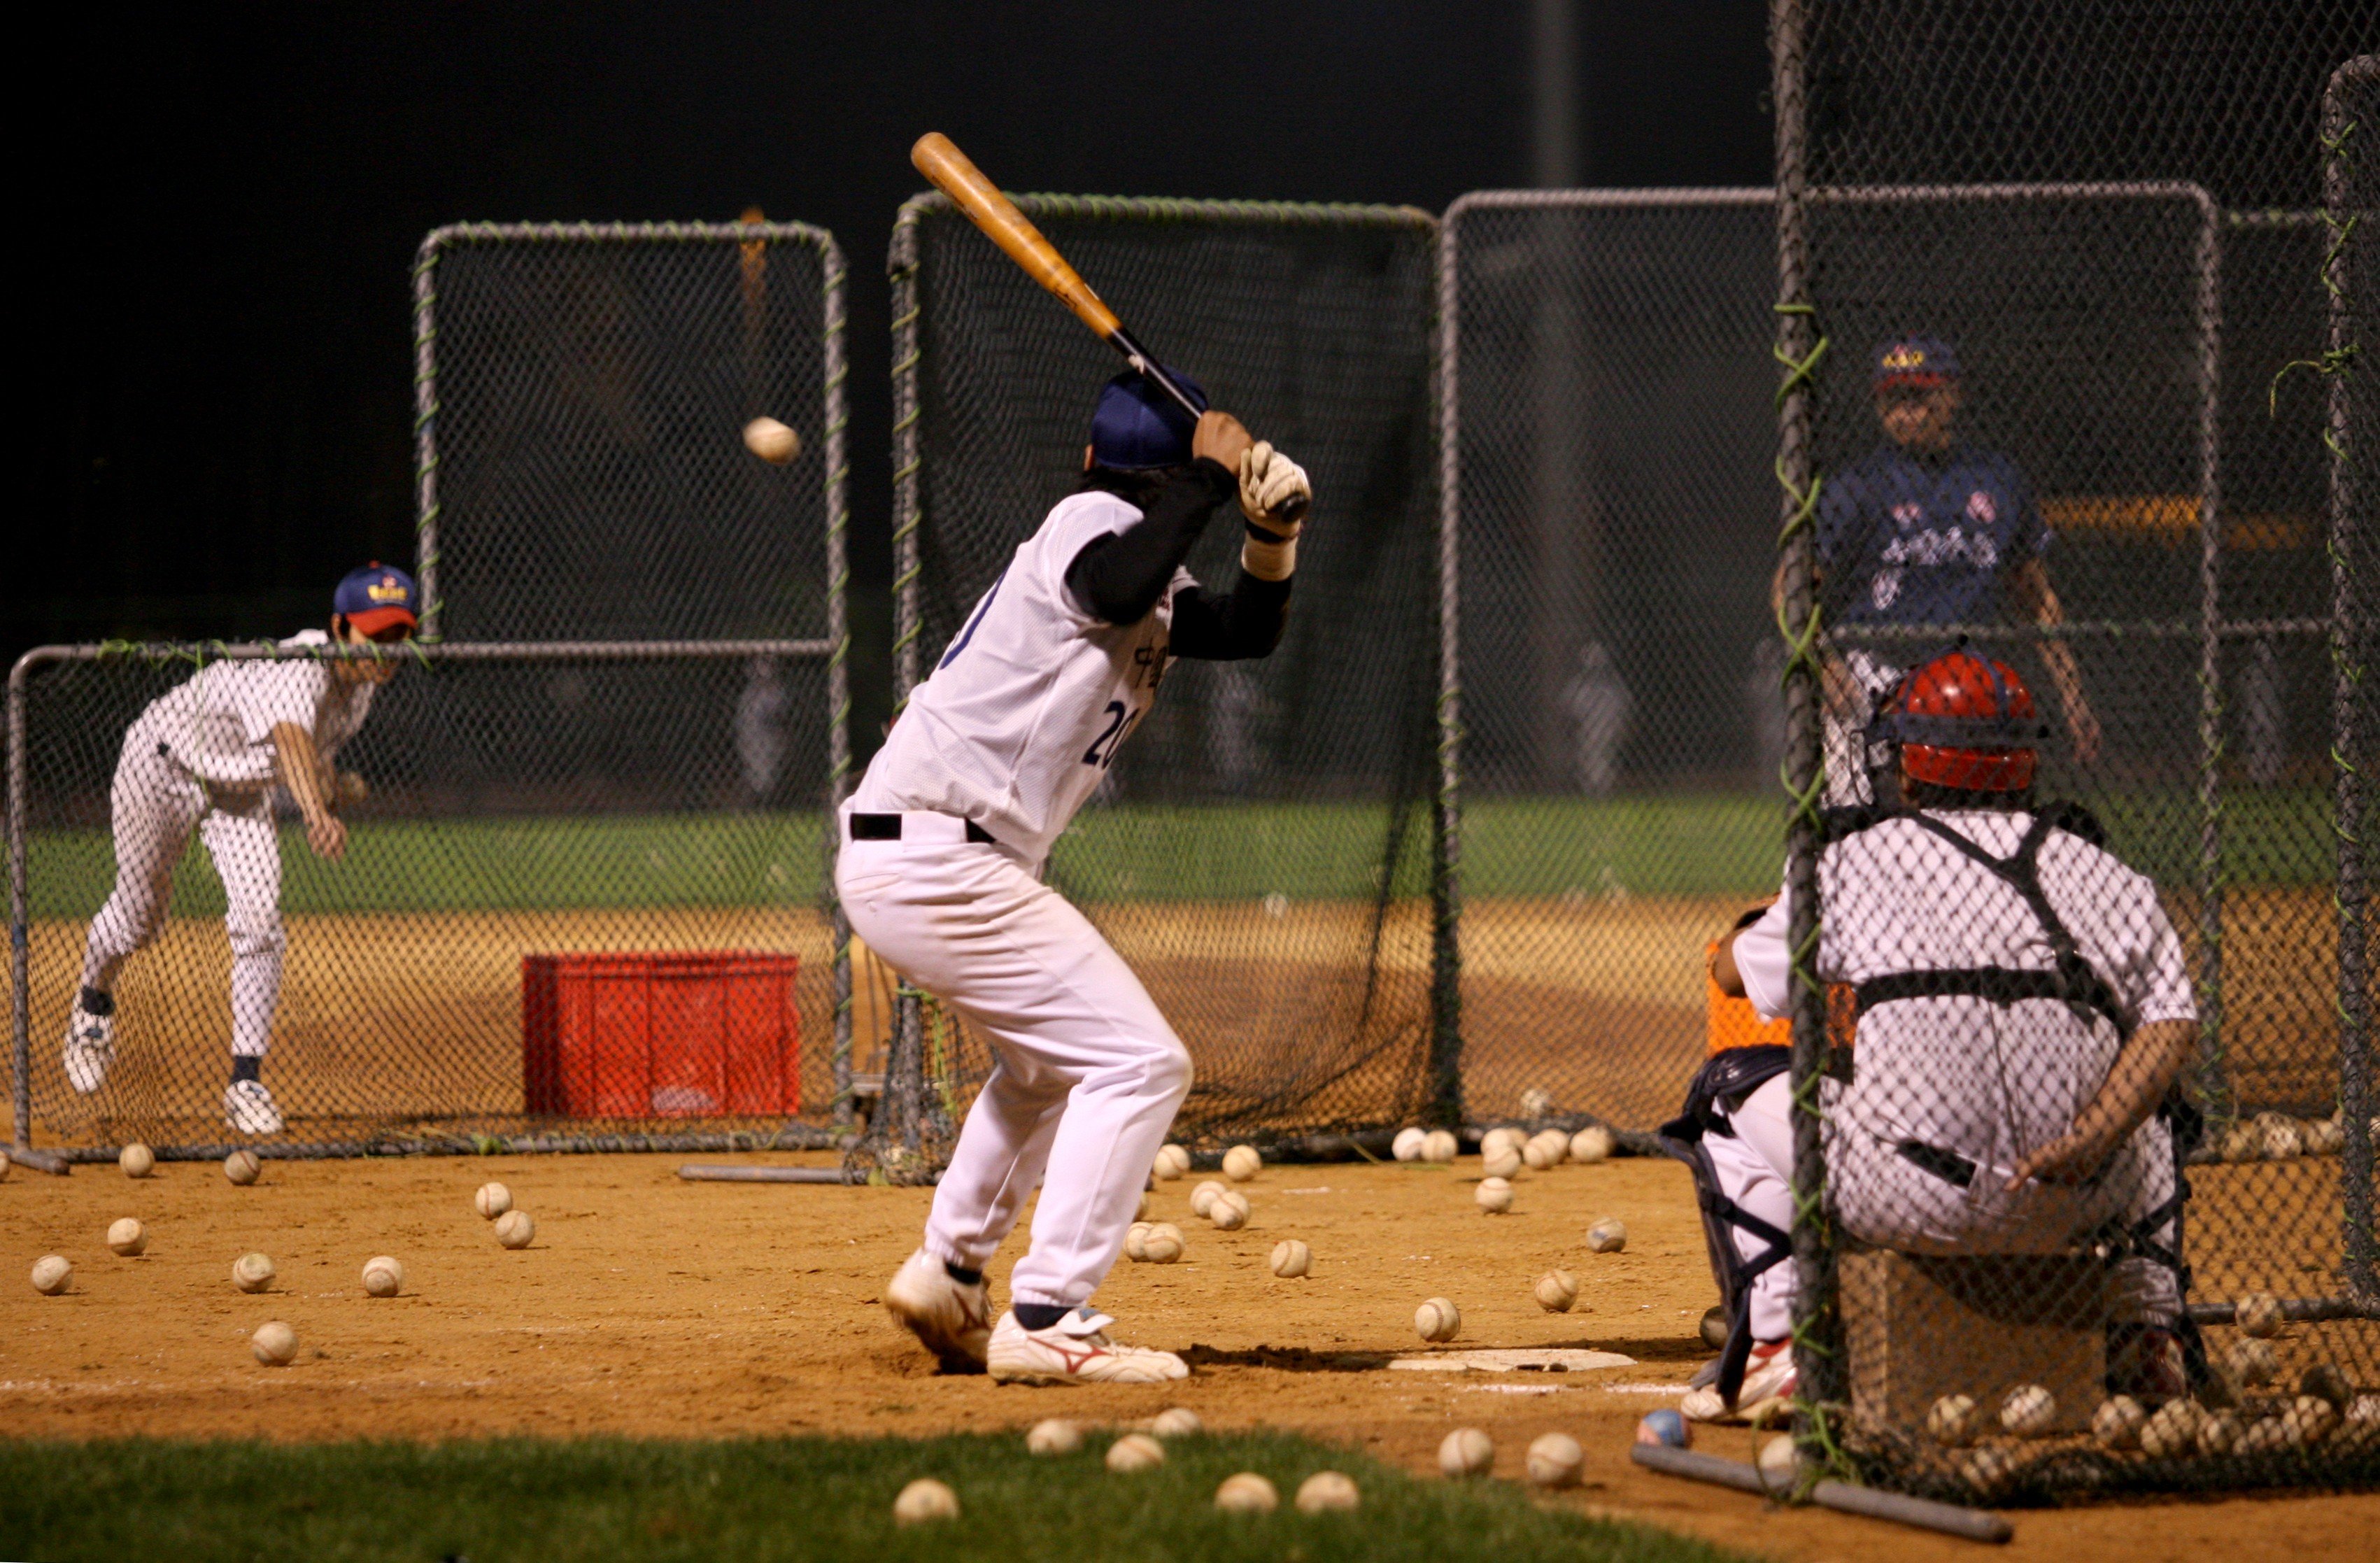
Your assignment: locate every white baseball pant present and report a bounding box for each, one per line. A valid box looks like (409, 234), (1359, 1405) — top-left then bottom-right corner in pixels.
(78, 733), (288, 1059)
(835, 811), (1191, 1311)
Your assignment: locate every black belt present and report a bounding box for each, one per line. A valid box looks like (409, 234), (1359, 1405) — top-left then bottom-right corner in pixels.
(1896, 1140), (1976, 1188)
(1855, 967), (2128, 1038)
(848, 812), (998, 845)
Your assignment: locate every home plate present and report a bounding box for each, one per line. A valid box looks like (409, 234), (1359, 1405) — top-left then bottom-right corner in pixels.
(1389, 1349), (1636, 1373)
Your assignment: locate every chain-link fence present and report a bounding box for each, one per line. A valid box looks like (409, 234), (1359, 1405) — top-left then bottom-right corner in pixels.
(8, 641), (857, 1160)
(1762, 0), (2380, 1502)
(863, 193), (1448, 1173)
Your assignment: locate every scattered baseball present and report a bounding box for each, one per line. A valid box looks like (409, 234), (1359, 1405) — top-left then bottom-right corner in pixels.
(106, 1217), (148, 1257)
(2197, 1410), (2244, 1455)
(1756, 1433), (1799, 1488)
(1586, 1216), (1627, 1253)
(1105, 1432), (1165, 1472)
(474, 1182), (512, 1220)
(250, 1320), (299, 1366)
(891, 1477), (958, 1525)
(1519, 1086), (1554, 1118)
(1439, 1427), (1494, 1477)
(1221, 1145), (1261, 1182)
(2283, 1394), (2339, 1446)
(1524, 1432), (1585, 1489)
(1295, 1471), (1360, 1513)
(2223, 1337), (2279, 1386)
(1152, 1144), (1191, 1180)
(2139, 1399), (2204, 1457)
(119, 1143), (155, 1178)
(2302, 1115), (2344, 1154)
(742, 416), (802, 465)
(2236, 1292), (2283, 1338)
(2001, 1384), (2057, 1437)
(1533, 1269), (1578, 1313)
(362, 1255), (405, 1298)
(1420, 1129), (1458, 1164)
(1475, 1176), (1514, 1214)
(1270, 1238), (1312, 1278)
(1927, 1393), (1982, 1447)
(1136, 1189), (1152, 1221)
(1636, 1409), (1690, 1449)
(1415, 1296), (1462, 1343)
(2220, 1125), (2260, 1162)
(224, 1149), (261, 1185)
(1392, 1126), (1427, 1162)
(31, 1255), (72, 1295)
(2300, 1362), (2352, 1408)
(1481, 1126), (1526, 1161)
(1214, 1472), (1278, 1513)
(1208, 1189), (1249, 1231)
(1026, 1418), (1082, 1456)
(1959, 1444), (2020, 1498)
(2253, 1110), (2302, 1160)
(1482, 1146), (1522, 1180)
(494, 1210), (536, 1249)
(1522, 1132), (1565, 1171)
(2092, 1394), (2147, 1450)
(1699, 1305), (1730, 1351)
(1569, 1125), (1615, 1164)
(1149, 1407), (1203, 1438)
(1189, 1180), (1227, 1218)
(1141, 1222), (1185, 1264)
(1126, 1222), (1152, 1261)
(232, 1252), (276, 1292)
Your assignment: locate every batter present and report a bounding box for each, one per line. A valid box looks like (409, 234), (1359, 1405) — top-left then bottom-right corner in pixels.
(842, 369), (1309, 1384)
(62, 563), (418, 1136)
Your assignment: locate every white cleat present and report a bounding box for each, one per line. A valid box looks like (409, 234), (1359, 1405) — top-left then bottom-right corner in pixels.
(884, 1249), (991, 1372)
(62, 1003), (116, 1094)
(986, 1308), (1189, 1386)
(223, 1079), (284, 1136)
(1682, 1339), (1798, 1422)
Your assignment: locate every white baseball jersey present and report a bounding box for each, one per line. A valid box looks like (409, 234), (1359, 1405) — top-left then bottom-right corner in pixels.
(853, 490), (1191, 863)
(129, 630), (379, 791)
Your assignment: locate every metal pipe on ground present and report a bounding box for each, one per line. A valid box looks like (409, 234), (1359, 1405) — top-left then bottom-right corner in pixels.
(1629, 1443), (2013, 1545)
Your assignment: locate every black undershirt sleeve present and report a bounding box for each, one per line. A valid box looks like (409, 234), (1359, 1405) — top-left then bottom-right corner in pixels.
(1063, 458), (1238, 625)
(1168, 573), (1291, 660)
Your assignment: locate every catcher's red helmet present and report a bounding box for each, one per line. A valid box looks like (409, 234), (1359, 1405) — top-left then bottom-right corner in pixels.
(1873, 649), (2047, 792)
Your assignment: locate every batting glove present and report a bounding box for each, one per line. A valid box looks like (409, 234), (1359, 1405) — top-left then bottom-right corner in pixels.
(1238, 442), (1310, 582)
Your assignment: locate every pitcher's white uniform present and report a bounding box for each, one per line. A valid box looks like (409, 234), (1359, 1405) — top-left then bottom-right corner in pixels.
(77, 630), (381, 1069)
(842, 489), (1195, 1310)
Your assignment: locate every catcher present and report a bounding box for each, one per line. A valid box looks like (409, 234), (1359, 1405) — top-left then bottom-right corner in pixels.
(1670, 646), (2198, 1420)
(62, 563), (416, 1136)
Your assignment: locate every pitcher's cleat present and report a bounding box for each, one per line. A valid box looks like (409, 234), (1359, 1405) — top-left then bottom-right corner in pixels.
(223, 1079), (284, 1136)
(62, 1003), (116, 1094)
(986, 1308), (1189, 1385)
(1682, 1339), (1798, 1422)
(884, 1249), (992, 1372)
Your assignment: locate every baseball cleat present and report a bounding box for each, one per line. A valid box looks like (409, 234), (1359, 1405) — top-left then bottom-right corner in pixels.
(62, 1003), (116, 1094)
(1682, 1339), (1797, 1422)
(222, 1079), (284, 1136)
(884, 1249), (991, 1372)
(985, 1307), (1189, 1385)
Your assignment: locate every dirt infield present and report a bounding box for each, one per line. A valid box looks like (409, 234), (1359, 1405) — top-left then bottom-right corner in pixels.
(4, 1152), (2371, 1561)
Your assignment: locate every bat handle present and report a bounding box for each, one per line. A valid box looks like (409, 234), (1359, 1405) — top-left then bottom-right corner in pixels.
(1106, 325), (1205, 423)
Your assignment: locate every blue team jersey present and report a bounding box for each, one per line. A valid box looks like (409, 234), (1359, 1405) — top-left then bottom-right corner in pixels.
(1815, 443), (2050, 627)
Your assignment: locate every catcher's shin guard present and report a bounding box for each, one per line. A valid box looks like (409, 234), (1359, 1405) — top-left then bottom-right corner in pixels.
(1660, 1045), (1793, 1406)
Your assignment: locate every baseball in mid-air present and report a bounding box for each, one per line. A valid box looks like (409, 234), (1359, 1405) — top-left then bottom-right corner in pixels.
(742, 416), (802, 465)
(1475, 1176), (1514, 1214)
(1214, 1472), (1278, 1513)
(107, 1217), (148, 1257)
(1105, 1433), (1165, 1472)
(1569, 1125), (1615, 1163)
(251, 1320), (299, 1366)
(474, 1182), (513, 1220)
(1391, 1126), (1427, 1161)
(1420, 1129), (1458, 1164)
(1152, 1144), (1191, 1180)
(1438, 1427), (1494, 1477)
(891, 1478), (958, 1525)
(1586, 1216), (1627, 1252)
(1269, 1238), (1312, 1278)
(1533, 1269), (1578, 1313)
(224, 1149), (261, 1185)
(1221, 1145), (1261, 1182)
(120, 1142), (155, 1178)
(1927, 1392), (1981, 1446)
(2001, 1384), (2057, 1437)
(1415, 1296), (1461, 1342)
(1524, 1432), (1584, 1489)
(362, 1255), (406, 1297)
(1294, 1471), (1359, 1513)
(1026, 1418), (1082, 1456)
(232, 1252), (276, 1292)
(494, 1210), (536, 1249)
(31, 1255), (73, 1295)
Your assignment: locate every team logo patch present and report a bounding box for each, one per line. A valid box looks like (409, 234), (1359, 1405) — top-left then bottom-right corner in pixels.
(1880, 344), (1929, 374)
(1965, 490), (1997, 524)
(365, 577), (409, 603)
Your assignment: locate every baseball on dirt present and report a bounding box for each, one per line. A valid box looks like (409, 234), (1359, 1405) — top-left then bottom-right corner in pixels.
(2139, 1399), (2204, 1457)
(494, 1210), (536, 1249)
(119, 1143), (155, 1178)
(1480, 1126), (1524, 1160)
(742, 416), (802, 465)
(2225, 1337), (2280, 1385)
(1149, 1407), (1202, 1438)
(2283, 1395), (2340, 1446)
(1570, 1125), (1615, 1164)
(1439, 1427), (1494, 1477)
(1105, 1432), (1165, 1472)
(1959, 1444), (2020, 1497)
(1125, 1222), (1152, 1261)
(250, 1320), (299, 1366)
(2302, 1115), (2344, 1154)
(1214, 1472), (1278, 1513)
(1189, 1180), (1227, 1218)
(1415, 1296), (1462, 1343)
(1270, 1238), (1312, 1278)
(232, 1252), (276, 1292)
(1221, 1145), (1261, 1182)
(106, 1217), (148, 1257)
(1699, 1305), (1730, 1350)
(1208, 1189), (1249, 1230)
(2236, 1292), (2283, 1338)
(1523, 1132), (1565, 1171)
(1026, 1418), (1082, 1456)
(1420, 1129), (1458, 1164)
(2198, 1410), (2244, 1455)
(1136, 1188), (1152, 1220)
(1586, 1216), (1627, 1253)
(2253, 1110), (2303, 1160)
(224, 1149), (261, 1185)
(1475, 1176), (1514, 1214)
(1295, 1471), (1360, 1513)
(362, 1255), (405, 1297)
(891, 1477), (958, 1525)
(1392, 1126), (1427, 1162)
(474, 1182), (512, 1220)
(31, 1255), (72, 1295)
(1757, 1433), (1802, 1488)
(1927, 1393), (1982, 1446)
(1140, 1222), (1185, 1264)
(1525, 1432), (1585, 1489)
(2001, 1384), (2057, 1437)
(1482, 1146), (1522, 1179)
(1533, 1269), (1579, 1313)
(2093, 1394), (2147, 1450)
(1152, 1144), (1191, 1180)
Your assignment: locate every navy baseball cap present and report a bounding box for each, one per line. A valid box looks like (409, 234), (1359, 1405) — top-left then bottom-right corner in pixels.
(334, 562), (420, 637)
(1873, 334), (1962, 388)
(1088, 367), (1207, 471)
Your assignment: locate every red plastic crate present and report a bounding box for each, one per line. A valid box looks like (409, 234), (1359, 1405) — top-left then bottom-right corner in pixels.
(522, 952), (800, 1117)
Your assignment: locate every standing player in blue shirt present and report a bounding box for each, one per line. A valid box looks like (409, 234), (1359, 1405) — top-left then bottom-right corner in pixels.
(1787, 336), (2101, 803)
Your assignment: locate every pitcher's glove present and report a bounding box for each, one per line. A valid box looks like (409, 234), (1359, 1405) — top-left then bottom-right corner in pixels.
(1238, 442), (1311, 581)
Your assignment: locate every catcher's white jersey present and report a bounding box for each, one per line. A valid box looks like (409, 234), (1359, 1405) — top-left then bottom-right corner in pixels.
(129, 630), (378, 791)
(852, 490), (1192, 863)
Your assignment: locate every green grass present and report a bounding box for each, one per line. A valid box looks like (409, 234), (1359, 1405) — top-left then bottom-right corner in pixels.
(0, 1432), (1750, 1563)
